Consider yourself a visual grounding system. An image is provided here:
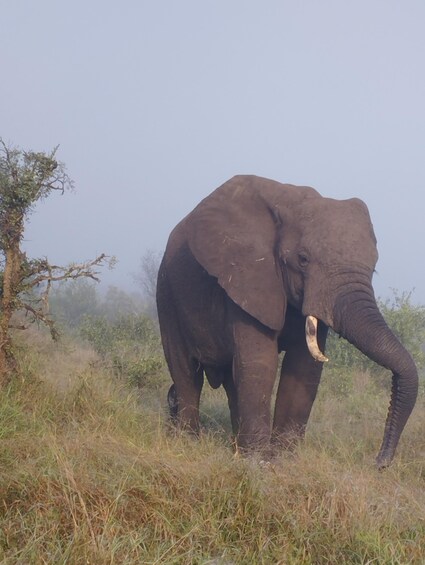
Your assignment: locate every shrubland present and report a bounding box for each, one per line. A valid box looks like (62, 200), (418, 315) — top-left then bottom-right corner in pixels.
(0, 284), (425, 563)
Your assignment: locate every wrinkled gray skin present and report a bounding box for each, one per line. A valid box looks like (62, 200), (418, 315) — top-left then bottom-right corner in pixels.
(157, 175), (418, 468)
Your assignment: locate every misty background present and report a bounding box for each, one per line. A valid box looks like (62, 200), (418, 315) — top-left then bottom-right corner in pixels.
(1, 1), (424, 302)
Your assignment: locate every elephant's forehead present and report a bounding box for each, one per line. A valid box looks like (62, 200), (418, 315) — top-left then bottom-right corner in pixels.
(301, 198), (379, 265)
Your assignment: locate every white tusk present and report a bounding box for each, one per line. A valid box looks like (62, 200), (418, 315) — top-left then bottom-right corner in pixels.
(305, 316), (329, 363)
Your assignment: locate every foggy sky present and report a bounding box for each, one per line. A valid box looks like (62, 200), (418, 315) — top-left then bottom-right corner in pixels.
(1, 1), (424, 301)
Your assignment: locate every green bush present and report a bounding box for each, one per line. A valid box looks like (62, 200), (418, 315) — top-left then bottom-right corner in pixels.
(80, 313), (166, 389)
(380, 290), (425, 370)
(323, 290), (425, 396)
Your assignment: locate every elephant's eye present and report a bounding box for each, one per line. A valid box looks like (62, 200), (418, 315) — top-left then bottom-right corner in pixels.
(298, 252), (309, 268)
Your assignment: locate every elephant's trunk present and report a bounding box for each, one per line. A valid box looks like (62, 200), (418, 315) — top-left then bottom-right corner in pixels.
(332, 289), (418, 468)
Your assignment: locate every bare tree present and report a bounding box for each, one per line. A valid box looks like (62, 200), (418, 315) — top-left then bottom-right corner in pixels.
(133, 249), (161, 318)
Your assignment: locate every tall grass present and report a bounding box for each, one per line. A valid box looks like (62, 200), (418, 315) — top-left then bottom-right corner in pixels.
(1, 330), (425, 564)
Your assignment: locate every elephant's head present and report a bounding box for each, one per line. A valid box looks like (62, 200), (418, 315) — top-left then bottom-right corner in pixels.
(186, 175), (418, 467)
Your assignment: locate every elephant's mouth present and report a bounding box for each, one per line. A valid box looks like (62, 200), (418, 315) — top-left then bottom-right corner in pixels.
(305, 315), (328, 363)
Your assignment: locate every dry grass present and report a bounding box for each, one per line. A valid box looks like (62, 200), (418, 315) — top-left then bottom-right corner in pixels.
(1, 330), (425, 564)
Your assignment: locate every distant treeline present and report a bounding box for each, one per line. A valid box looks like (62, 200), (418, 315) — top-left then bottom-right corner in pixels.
(49, 280), (425, 395)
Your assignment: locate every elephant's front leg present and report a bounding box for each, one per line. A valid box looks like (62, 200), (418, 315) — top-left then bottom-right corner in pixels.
(232, 316), (278, 454)
(273, 320), (328, 448)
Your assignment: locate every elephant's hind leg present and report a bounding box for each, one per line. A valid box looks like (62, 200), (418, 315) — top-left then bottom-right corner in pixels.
(175, 362), (204, 433)
(222, 368), (239, 437)
(157, 264), (204, 434)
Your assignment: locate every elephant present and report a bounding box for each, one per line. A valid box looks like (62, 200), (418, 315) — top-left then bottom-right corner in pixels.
(156, 175), (418, 468)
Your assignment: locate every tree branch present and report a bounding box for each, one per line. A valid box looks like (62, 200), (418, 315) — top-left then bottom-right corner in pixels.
(13, 254), (114, 340)
(21, 301), (59, 340)
(28, 254), (111, 287)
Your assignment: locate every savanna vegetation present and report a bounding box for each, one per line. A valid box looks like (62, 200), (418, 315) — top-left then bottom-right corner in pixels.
(2, 139), (425, 564)
(1, 275), (425, 564)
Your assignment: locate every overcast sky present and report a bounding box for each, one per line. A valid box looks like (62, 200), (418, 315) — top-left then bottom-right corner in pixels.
(1, 1), (424, 302)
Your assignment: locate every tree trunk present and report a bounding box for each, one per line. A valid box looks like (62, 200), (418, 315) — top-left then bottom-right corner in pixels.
(0, 244), (22, 386)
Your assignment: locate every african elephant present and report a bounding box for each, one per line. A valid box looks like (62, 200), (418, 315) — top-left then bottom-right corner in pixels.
(156, 175), (418, 467)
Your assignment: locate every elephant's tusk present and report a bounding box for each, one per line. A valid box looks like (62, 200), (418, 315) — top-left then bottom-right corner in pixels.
(305, 316), (329, 363)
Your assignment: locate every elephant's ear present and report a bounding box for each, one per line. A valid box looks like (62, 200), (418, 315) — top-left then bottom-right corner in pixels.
(186, 176), (286, 331)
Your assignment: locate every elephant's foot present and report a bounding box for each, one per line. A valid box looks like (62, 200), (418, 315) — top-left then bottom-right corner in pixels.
(235, 433), (274, 462)
(271, 426), (305, 452)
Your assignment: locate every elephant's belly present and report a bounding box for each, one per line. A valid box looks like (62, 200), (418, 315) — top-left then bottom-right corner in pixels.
(181, 295), (233, 369)
(187, 318), (233, 368)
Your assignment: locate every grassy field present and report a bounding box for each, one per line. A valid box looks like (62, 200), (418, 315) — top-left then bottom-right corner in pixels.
(1, 330), (425, 564)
